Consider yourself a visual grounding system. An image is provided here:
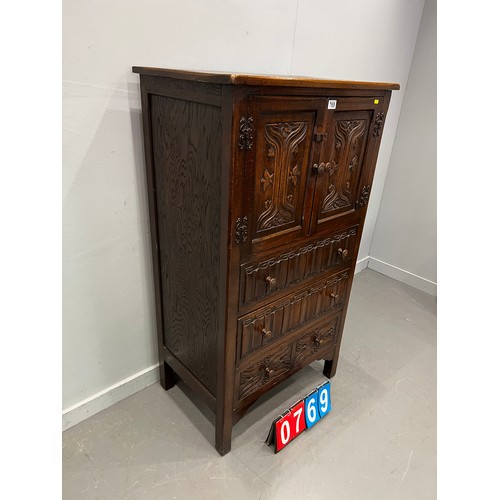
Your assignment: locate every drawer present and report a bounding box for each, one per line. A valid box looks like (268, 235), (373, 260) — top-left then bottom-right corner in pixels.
(236, 313), (340, 404)
(237, 267), (350, 361)
(294, 316), (339, 365)
(240, 226), (358, 308)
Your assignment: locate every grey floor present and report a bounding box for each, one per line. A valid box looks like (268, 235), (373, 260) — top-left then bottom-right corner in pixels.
(63, 269), (436, 500)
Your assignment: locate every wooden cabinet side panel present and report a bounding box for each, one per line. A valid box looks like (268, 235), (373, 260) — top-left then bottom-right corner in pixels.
(150, 94), (222, 396)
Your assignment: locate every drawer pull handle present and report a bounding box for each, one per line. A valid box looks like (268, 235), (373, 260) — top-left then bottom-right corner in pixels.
(265, 276), (277, 287)
(313, 162), (334, 175)
(314, 335), (325, 347)
(312, 163), (325, 175)
(265, 367), (275, 378)
(338, 248), (349, 259)
(261, 328), (272, 339)
(314, 132), (328, 142)
(330, 293), (340, 303)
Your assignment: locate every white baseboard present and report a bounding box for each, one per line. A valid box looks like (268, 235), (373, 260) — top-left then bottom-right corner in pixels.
(355, 256), (370, 274)
(62, 363), (160, 431)
(367, 257), (437, 296)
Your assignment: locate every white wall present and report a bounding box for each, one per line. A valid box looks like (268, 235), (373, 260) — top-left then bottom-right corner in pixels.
(63, 0), (426, 427)
(369, 0), (436, 295)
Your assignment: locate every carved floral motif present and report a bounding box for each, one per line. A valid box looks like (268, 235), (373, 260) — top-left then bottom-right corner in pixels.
(289, 165), (300, 186)
(239, 117), (254, 150)
(261, 169), (274, 192)
(373, 113), (385, 137)
(357, 185), (371, 207)
(239, 345), (292, 400)
(235, 216), (248, 244)
(295, 320), (338, 364)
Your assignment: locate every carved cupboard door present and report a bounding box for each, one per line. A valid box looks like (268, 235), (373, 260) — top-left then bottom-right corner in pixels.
(241, 96), (325, 255)
(309, 97), (384, 234)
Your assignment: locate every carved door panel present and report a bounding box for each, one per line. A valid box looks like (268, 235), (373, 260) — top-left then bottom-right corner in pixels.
(309, 98), (384, 234)
(241, 96), (325, 255)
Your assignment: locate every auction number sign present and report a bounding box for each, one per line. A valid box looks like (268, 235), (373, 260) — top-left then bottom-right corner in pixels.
(266, 381), (332, 453)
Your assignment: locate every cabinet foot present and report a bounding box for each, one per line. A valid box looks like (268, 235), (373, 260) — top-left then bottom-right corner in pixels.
(160, 361), (176, 390)
(215, 435), (231, 457)
(323, 359), (337, 378)
(215, 412), (232, 456)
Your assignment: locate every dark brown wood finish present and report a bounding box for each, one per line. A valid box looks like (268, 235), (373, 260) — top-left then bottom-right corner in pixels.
(132, 67), (400, 91)
(133, 68), (397, 456)
(241, 96), (326, 256)
(150, 94), (222, 396)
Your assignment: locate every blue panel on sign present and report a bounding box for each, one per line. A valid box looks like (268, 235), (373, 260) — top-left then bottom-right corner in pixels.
(317, 381), (332, 418)
(304, 390), (320, 428)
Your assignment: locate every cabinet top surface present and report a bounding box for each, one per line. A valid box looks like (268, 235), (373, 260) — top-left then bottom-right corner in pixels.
(132, 67), (400, 91)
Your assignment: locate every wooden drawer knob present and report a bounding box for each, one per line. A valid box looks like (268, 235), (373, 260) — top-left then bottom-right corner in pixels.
(261, 328), (272, 339)
(314, 335), (325, 347)
(265, 367), (275, 378)
(265, 276), (277, 287)
(338, 248), (349, 259)
(313, 132), (328, 142)
(330, 293), (339, 302)
(312, 163), (325, 175)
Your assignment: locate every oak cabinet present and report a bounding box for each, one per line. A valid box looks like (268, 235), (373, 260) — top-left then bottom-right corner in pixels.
(133, 67), (398, 455)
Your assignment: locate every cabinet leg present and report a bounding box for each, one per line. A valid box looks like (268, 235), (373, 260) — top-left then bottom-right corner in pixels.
(159, 361), (176, 391)
(215, 410), (232, 456)
(323, 359), (337, 379)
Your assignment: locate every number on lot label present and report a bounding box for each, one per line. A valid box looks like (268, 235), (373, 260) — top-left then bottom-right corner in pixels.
(269, 382), (331, 452)
(305, 391), (320, 428)
(291, 400), (306, 435)
(307, 396), (317, 422)
(293, 406), (303, 433)
(275, 400), (306, 452)
(280, 420), (290, 445)
(305, 382), (332, 427)
(318, 382), (332, 418)
(275, 412), (291, 451)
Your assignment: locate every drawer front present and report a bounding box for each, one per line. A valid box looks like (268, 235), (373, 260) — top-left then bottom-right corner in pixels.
(238, 342), (293, 402)
(237, 267), (350, 361)
(294, 317), (339, 365)
(236, 314), (340, 403)
(240, 226), (357, 308)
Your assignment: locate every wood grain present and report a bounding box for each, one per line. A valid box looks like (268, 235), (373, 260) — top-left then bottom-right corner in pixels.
(237, 268), (350, 361)
(132, 67), (400, 90)
(240, 225), (358, 308)
(151, 95), (222, 396)
(135, 67), (397, 455)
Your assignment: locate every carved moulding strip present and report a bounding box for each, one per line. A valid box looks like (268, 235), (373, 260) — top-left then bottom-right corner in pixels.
(239, 117), (254, 150)
(240, 271), (349, 339)
(235, 216), (248, 244)
(244, 227), (357, 275)
(357, 185), (371, 207)
(373, 113), (385, 137)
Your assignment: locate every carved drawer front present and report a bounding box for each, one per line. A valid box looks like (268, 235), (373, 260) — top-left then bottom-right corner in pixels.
(236, 313), (341, 404)
(240, 226), (358, 308)
(237, 268), (350, 361)
(293, 315), (339, 365)
(237, 342), (293, 402)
